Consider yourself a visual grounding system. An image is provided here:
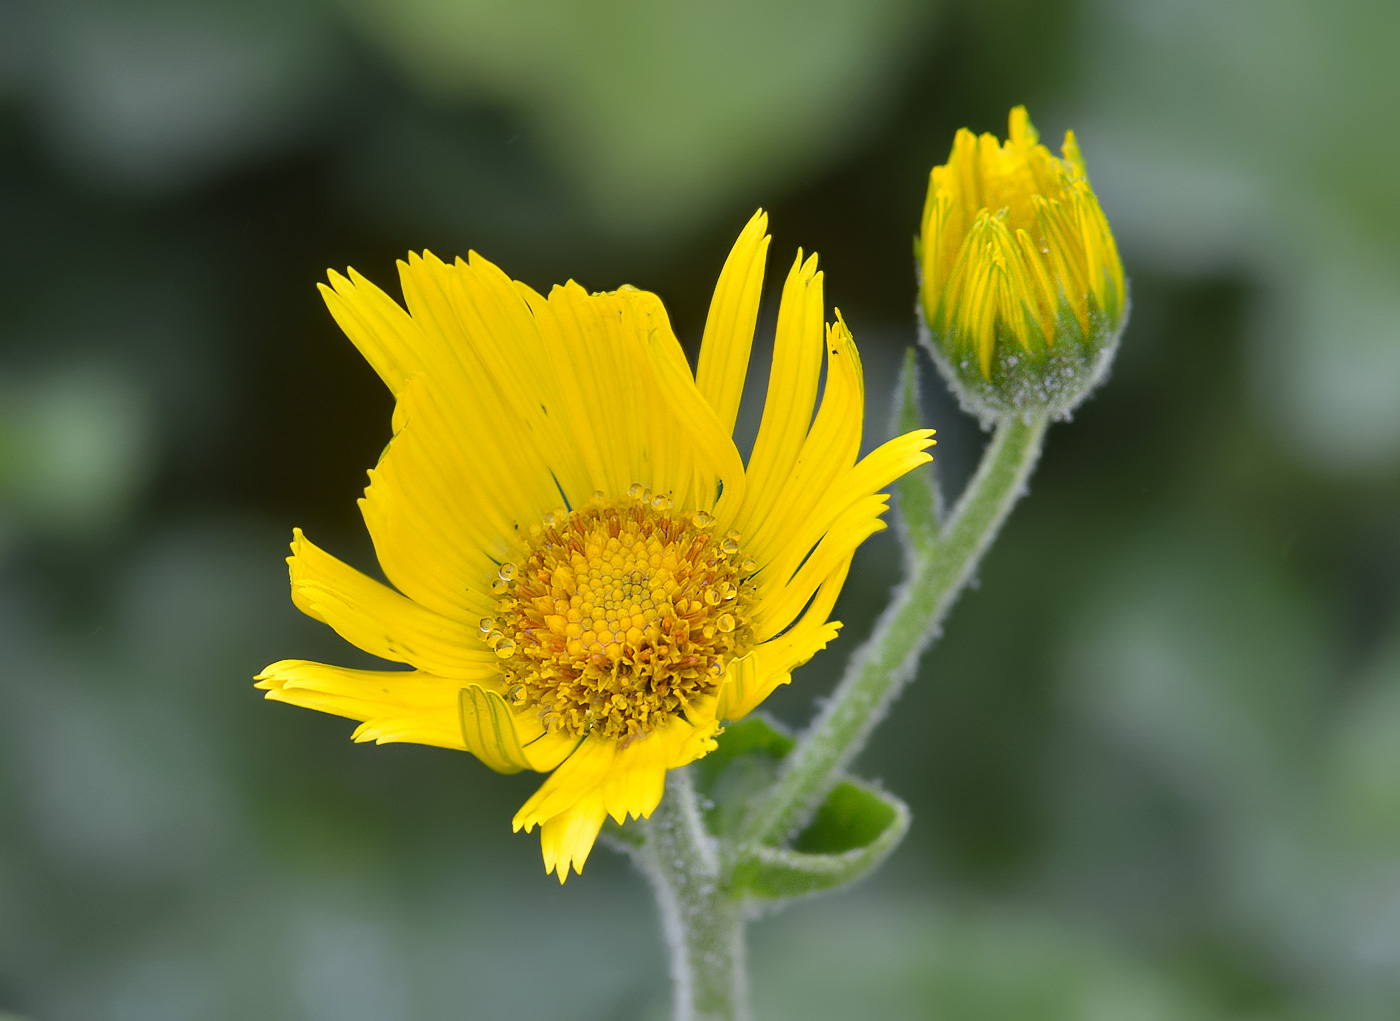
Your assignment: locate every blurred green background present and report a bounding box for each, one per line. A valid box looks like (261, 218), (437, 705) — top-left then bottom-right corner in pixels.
(3, 0), (1398, 1018)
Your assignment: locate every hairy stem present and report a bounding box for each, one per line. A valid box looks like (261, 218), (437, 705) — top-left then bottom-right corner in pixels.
(641, 769), (749, 1021)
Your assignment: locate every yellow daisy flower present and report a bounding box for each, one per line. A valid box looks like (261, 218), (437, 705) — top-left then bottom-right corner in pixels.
(919, 106), (1125, 419)
(256, 211), (935, 881)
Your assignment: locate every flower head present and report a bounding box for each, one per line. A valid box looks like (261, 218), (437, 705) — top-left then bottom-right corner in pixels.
(918, 106), (1126, 421)
(257, 211), (935, 881)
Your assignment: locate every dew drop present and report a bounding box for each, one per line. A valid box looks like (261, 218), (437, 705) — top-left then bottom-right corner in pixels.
(495, 638), (516, 658)
(703, 589), (720, 605)
(740, 558), (757, 573)
(498, 561), (518, 582)
(707, 661), (724, 677)
(720, 537), (739, 555)
(628, 482), (645, 499)
(651, 494), (672, 512)
(507, 684), (525, 703)
(692, 510), (714, 528)
(486, 630), (504, 648)
(717, 614), (735, 633)
(478, 616), (496, 634)
(490, 578), (509, 594)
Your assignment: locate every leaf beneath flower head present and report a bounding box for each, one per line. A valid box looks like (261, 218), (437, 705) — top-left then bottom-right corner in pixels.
(693, 715), (796, 838)
(730, 779), (910, 900)
(693, 716), (910, 898)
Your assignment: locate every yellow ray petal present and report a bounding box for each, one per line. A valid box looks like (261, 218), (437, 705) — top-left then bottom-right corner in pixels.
(761, 429), (934, 591)
(521, 283), (689, 501)
(731, 250), (824, 536)
(718, 557), (850, 721)
(743, 313), (864, 567)
(359, 368), (572, 618)
(440, 253), (594, 505)
(755, 494), (888, 640)
(539, 790), (608, 882)
(318, 269), (427, 396)
(512, 733), (618, 834)
(644, 325), (746, 517)
(520, 728), (583, 773)
(620, 287), (703, 507)
(256, 659), (467, 750)
(695, 209), (770, 436)
(600, 733), (672, 825)
(288, 529), (497, 678)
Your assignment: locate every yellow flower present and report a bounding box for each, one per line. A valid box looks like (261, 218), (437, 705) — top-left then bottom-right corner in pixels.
(256, 211), (935, 881)
(918, 106), (1126, 420)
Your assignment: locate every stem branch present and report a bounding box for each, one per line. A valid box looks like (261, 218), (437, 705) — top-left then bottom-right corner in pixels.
(740, 414), (1048, 846)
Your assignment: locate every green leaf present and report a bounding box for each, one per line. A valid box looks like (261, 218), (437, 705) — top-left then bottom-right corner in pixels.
(694, 715), (795, 837)
(730, 779), (910, 900)
(892, 347), (942, 556)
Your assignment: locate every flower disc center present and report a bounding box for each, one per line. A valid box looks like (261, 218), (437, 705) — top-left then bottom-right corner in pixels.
(483, 494), (755, 742)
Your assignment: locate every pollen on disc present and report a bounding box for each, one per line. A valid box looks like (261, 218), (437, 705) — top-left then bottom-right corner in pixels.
(483, 494), (757, 743)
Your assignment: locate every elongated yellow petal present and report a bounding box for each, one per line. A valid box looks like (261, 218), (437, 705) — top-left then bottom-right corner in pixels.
(437, 252), (595, 505)
(645, 327), (746, 516)
(521, 283), (703, 502)
(761, 429), (935, 592)
(731, 250), (824, 537)
(600, 732), (672, 825)
(743, 313), (863, 567)
(719, 556), (850, 721)
(318, 269), (426, 396)
(755, 494), (888, 640)
(696, 209), (770, 435)
(512, 733), (618, 834)
(539, 791), (608, 882)
(289, 529), (496, 678)
(256, 659), (468, 750)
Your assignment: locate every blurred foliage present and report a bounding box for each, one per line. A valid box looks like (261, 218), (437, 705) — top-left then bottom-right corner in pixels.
(334, 0), (939, 239)
(1075, 0), (1400, 470)
(1, 0), (1398, 1018)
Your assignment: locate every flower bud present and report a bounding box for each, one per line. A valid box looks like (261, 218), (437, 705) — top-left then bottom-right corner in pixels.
(918, 106), (1127, 422)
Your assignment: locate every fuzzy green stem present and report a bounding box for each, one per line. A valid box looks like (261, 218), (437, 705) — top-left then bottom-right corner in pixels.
(642, 769), (749, 1021)
(740, 414), (1048, 846)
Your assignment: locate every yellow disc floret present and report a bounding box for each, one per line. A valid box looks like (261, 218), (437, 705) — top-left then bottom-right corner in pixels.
(486, 490), (756, 744)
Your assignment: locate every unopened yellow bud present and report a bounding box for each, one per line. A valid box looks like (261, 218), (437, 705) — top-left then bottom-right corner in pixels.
(918, 106), (1127, 421)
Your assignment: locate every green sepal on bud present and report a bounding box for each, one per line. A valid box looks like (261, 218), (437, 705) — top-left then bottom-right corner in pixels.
(917, 290), (1127, 424)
